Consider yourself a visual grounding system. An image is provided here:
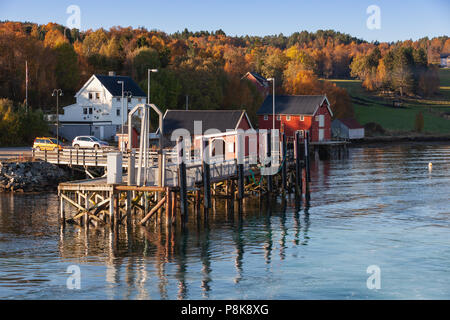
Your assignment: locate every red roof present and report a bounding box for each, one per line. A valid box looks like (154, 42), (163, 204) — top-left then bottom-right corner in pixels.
(339, 118), (364, 129)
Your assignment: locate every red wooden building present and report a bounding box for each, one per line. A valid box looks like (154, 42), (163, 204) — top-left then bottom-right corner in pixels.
(241, 72), (270, 97)
(257, 95), (333, 142)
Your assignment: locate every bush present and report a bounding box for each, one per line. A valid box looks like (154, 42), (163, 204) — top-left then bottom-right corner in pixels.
(414, 112), (424, 133)
(0, 98), (48, 146)
(364, 122), (385, 136)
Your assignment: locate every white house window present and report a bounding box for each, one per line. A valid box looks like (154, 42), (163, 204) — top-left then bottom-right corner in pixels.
(116, 97), (121, 102)
(264, 115), (268, 121)
(88, 93), (93, 100)
(89, 107), (93, 115)
(116, 109), (120, 116)
(286, 115), (291, 121)
(83, 108), (87, 115)
(95, 93), (100, 100)
(127, 97), (132, 103)
(300, 116), (304, 121)
(276, 115), (281, 121)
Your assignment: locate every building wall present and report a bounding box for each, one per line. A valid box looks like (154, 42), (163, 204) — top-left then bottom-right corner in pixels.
(60, 76), (146, 125)
(257, 101), (331, 142)
(310, 102), (332, 142)
(348, 128), (365, 139)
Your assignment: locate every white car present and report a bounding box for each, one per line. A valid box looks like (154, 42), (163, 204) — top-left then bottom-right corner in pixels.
(72, 136), (109, 150)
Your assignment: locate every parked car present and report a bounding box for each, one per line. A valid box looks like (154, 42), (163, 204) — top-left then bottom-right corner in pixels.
(33, 137), (63, 151)
(72, 136), (109, 149)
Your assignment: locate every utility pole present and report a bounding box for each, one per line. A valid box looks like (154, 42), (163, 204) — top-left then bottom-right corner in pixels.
(52, 89), (63, 143)
(186, 95), (188, 110)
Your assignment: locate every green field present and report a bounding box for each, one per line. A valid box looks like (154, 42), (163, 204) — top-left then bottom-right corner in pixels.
(326, 69), (450, 135)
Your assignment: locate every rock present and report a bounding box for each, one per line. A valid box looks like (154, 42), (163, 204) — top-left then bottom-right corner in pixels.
(0, 160), (73, 193)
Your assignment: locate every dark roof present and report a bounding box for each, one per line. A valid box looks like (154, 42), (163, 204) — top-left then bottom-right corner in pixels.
(163, 110), (247, 135)
(337, 118), (364, 129)
(243, 72), (269, 87)
(95, 74), (146, 97)
(257, 95), (328, 115)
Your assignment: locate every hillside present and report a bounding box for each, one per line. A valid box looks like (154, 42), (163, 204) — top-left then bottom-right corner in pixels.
(327, 69), (450, 134)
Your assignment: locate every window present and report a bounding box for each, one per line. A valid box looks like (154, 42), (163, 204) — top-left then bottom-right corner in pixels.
(276, 115), (281, 121)
(127, 97), (132, 103)
(300, 116), (304, 121)
(286, 115), (291, 121)
(116, 97), (121, 102)
(83, 108), (88, 115)
(138, 98), (142, 103)
(88, 93), (93, 100)
(89, 107), (93, 114)
(116, 109), (120, 116)
(264, 115), (268, 121)
(95, 93), (100, 100)
(298, 130), (304, 137)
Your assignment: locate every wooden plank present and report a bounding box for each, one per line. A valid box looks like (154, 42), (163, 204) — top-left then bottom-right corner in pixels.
(139, 196), (166, 226)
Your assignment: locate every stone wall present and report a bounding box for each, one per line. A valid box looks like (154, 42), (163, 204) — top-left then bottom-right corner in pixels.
(0, 161), (72, 192)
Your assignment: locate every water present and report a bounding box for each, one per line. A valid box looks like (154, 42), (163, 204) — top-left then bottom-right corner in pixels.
(0, 143), (449, 300)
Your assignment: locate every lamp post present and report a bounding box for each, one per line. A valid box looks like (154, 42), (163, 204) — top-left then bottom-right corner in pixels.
(117, 81), (126, 151)
(52, 89), (63, 144)
(147, 69), (158, 104)
(267, 78), (275, 131)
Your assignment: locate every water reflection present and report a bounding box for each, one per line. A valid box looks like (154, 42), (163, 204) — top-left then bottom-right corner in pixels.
(1, 143), (450, 299)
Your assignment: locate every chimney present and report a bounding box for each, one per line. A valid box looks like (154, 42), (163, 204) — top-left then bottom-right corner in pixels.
(108, 71), (116, 76)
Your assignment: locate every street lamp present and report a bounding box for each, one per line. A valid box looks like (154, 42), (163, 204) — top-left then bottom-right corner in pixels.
(147, 69), (158, 104)
(52, 89), (63, 144)
(267, 78), (275, 131)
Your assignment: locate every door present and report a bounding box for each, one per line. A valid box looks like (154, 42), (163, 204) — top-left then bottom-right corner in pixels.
(319, 129), (324, 141)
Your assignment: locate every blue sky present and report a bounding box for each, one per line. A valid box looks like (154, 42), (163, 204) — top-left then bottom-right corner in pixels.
(0, 0), (448, 42)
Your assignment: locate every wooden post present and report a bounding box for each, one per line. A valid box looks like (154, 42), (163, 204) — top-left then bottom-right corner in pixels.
(60, 195), (65, 224)
(305, 131), (311, 183)
(177, 138), (188, 223)
(83, 150), (86, 167)
(236, 131), (245, 201)
(171, 191), (177, 225)
(57, 148), (60, 165)
(69, 149), (72, 166)
(281, 132), (287, 193)
(294, 131), (302, 197)
(266, 131), (273, 193)
(202, 139), (211, 213)
(109, 193), (115, 229)
(165, 187), (172, 226)
(44, 149), (47, 162)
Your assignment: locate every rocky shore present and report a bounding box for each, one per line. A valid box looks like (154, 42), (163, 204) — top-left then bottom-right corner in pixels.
(0, 161), (72, 192)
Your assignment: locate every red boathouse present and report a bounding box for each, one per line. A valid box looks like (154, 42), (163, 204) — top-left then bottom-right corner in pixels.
(257, 95), (333, 142)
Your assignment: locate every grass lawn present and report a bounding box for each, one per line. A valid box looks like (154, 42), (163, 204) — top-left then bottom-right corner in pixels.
(325, 73), (450, 134)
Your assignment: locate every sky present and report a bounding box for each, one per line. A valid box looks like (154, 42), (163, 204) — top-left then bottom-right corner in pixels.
(0, 0), (448, 42)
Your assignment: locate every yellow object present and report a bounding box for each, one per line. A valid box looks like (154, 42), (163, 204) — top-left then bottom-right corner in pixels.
(428, 162), (433, 171)
(33, 137), (63, 151)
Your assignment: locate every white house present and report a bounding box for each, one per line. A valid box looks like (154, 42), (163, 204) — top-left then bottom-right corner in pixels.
(331, 118), (365, 140)
(58, 72), (147, 141)
(440, 54), (450, 68)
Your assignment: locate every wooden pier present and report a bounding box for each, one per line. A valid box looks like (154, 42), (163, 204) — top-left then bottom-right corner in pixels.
(57, 131), (321, 231)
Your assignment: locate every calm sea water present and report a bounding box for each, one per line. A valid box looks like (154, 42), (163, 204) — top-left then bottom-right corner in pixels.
(0, 143), (449, 300)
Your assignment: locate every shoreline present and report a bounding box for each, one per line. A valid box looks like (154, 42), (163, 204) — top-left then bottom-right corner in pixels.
(349, 134), (450, 146)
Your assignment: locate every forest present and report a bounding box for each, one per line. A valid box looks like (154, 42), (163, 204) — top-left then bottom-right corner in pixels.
(0, 21), (449, 145)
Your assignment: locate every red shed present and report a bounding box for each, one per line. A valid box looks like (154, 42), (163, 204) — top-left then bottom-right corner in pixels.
(257, 95), (333, 142)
